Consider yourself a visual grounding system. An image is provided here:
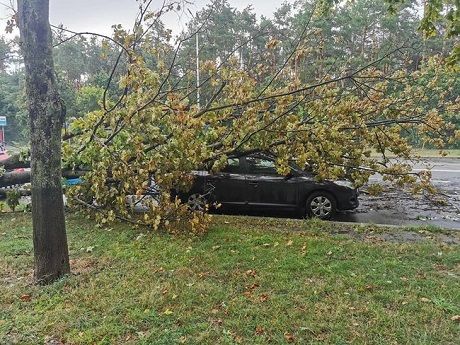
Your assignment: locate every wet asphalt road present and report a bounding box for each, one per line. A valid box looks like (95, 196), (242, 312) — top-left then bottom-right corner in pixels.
(334, 158), (460, 230)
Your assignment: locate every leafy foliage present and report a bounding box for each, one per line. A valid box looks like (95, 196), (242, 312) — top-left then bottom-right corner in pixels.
(6, 189), (20, 212)
(63, 15), (458, 231)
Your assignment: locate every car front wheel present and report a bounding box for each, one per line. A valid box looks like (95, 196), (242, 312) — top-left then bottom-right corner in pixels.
(306, 192), (336, 220)
(187, 193), (207, 212)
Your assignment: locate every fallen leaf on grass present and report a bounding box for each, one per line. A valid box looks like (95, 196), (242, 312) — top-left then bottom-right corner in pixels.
(135, 234), (145, 241)
(211, 318), (223, 326)
(243, 283), (261, 299)
(451, 315), (460, 322)
(245, 269), (257, 277)
(259, 294), (269, 302)
(136, 331), (147, 338)
(255, 326), (265, 335)
(20, 294), (31, 302)
(284, 332), (295, 343)
(153, 267), (165, 273)
(249, 283), (260, 289)
(163, 308), (173, 315)
(243, 291), (253, 299)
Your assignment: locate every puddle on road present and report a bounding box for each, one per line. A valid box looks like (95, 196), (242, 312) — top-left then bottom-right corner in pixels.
(336, 185), (460, 230)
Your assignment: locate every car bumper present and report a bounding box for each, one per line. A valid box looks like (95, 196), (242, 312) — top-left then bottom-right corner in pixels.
(337, 190), (359, 211)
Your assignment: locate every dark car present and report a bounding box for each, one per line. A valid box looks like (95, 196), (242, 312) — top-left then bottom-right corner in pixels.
(179, 154), (359, 220)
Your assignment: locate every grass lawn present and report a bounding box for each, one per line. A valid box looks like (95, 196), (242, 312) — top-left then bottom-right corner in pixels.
(412, 149), (460, 158)
(1, 213), (459, 344)
(369, 148), (460, 158)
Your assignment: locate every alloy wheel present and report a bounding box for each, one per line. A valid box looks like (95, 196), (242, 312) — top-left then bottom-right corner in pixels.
(187, 193), (206, 211)
(310, 196), (332, 218)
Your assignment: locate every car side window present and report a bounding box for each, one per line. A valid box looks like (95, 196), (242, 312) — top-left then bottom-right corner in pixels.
(221, 158), (243, 174)
(246, 157), (278, 175)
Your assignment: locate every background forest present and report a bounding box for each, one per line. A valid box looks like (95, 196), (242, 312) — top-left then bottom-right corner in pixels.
(0, 0), (458, 148)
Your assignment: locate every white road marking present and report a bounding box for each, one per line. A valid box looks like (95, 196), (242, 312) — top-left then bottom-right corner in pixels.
(369, 177), (455, 184)
(413, 169), (460, 173)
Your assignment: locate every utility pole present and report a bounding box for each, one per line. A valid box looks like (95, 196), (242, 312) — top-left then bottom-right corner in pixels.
(196, 32), (200, 108)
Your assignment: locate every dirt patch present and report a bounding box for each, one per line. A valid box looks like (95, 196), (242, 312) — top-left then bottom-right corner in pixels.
(69, 257), (99, 275)
(333, 225), (460, 245)
(214, 215), (460, 245)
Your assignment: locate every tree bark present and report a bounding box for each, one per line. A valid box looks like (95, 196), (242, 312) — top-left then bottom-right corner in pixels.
(17, 0), (70, 284)
(0, 153), (30, 170)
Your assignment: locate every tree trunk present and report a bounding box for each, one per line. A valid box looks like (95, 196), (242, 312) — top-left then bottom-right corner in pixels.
(0, 169), (85, 188)
(17, 0), (70, 284)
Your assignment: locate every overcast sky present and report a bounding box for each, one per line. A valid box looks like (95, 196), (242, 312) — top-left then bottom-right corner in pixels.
(1, 0), (283, 37)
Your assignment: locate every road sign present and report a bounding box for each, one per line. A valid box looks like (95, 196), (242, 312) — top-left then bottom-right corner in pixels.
(0, 116), (6, 126)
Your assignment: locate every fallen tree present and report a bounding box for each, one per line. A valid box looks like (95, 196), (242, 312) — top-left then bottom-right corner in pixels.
(2, 1), (458, 235)
(0, 169), (85, 188)
(0, 154), (30, 171)
(0, 170), (31, 188)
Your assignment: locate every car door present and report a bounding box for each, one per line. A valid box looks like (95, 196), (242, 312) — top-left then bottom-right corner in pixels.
(244, 156), (299, 210)
(207, 157), (249, 210)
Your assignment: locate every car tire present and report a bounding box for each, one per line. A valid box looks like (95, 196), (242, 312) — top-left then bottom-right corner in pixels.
(187, 193), (207, 212)
(306, 191), (336, 220)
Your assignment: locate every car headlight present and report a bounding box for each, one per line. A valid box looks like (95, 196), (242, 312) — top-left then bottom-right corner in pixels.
(334, 180), (354, 189)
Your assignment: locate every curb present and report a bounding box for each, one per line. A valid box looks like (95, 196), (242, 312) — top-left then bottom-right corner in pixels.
(329, 220), (460, 232)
